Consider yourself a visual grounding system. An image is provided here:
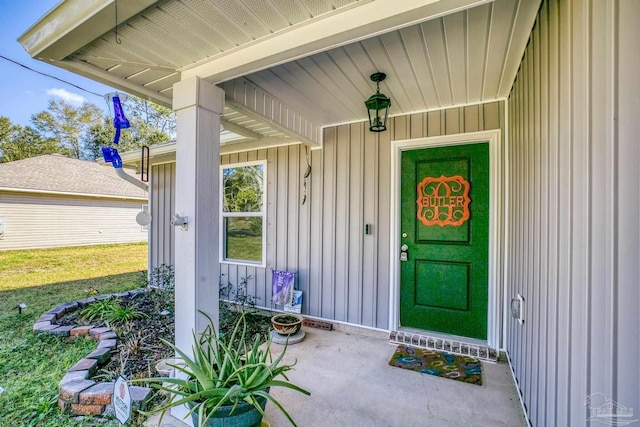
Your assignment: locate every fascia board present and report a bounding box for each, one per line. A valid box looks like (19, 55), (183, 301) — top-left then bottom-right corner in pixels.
(18, 0), (159, 61)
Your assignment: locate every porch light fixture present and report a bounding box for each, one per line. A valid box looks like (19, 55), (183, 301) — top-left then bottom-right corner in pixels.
(365, 72), (391, 132)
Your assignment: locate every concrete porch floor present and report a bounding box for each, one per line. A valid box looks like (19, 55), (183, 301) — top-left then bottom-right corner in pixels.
(146, 327), (528, 427)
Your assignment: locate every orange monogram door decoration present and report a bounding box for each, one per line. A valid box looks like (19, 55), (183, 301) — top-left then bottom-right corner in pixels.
(416, 175), (471, 227)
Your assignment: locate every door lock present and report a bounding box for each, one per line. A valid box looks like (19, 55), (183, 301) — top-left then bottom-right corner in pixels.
(400, 244), (409, 262)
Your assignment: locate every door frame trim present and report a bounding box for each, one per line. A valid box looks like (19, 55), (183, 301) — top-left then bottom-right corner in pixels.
(389, 129), (502, 349)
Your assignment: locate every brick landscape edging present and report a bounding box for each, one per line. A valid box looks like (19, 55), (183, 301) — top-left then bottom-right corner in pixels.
(33, 289), (152, 416)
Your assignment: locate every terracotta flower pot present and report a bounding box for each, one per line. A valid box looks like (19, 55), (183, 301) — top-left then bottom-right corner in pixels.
(271, 313), (303, 336)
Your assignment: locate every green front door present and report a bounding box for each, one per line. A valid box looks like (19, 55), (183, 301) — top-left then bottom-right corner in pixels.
(400, 143), (489, 340)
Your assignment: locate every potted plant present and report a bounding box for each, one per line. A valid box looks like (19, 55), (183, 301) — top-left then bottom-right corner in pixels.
(271, 313), (303, 336)
(134, 311), (309, 427)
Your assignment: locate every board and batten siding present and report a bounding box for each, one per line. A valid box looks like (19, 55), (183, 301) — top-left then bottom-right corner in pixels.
(149, 162), (176, 270)
(0, 191), (147, 251)
(212, 102), (503, 329)
(149, 104), (503, 328)
(506, 0), (640, 425)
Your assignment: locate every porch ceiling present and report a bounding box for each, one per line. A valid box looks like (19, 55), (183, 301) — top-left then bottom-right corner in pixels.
(241, 0), (540, 125)
(20, 0), (540, 130)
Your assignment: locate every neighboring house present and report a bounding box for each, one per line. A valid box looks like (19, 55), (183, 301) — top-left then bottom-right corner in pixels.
(0, 154), (148, 250)
(20, 1), (639, 426)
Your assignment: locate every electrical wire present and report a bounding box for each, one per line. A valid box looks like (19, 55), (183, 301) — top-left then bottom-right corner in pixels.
(0, 53), (174, 126)
(0, 54), (103, 98)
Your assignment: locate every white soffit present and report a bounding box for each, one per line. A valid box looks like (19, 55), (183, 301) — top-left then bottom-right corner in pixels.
(21, 0), (363, 107)
(241, 0), (541, 126)
(20, 0), (540, 129)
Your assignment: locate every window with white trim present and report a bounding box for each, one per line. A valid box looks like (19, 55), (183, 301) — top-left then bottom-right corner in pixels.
(220, 160), (266, 266)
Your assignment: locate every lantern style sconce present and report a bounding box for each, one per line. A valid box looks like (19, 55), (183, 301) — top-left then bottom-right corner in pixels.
(364, 72), (391, 132)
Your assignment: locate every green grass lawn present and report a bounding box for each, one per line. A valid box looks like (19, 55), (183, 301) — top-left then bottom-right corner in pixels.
(0, 243), (148, 427)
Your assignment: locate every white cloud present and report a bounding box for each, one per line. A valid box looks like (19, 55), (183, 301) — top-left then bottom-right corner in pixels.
(46, 88), (87, 106)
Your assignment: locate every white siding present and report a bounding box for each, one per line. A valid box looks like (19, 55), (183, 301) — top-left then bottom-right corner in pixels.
(153, 102), (503, 330)
(507, 0), (640, 425)
(0, 191), (147, 251)
(149, 163), (176, 270)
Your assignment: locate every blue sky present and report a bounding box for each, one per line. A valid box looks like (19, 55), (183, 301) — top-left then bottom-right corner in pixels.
(1, 1), (116, 126)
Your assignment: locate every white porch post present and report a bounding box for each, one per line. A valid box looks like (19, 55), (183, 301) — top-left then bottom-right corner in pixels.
(172, 76), (223, 352)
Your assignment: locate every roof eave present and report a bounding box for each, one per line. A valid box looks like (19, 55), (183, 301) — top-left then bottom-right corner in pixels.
(0, 186), (147, 201)
(116, 142), (178, 165)
(18, 0), (159, 61)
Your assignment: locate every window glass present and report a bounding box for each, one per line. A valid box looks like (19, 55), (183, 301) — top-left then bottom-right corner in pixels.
(220, 162), (265, 265)
(223, 165), (263, 212)
(224, 217), (263, 262)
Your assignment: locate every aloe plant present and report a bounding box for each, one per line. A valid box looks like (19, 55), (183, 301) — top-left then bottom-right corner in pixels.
(134, 311), (309, 427)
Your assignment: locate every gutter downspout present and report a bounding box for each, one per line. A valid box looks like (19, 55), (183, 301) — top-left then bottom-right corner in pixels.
(115, 167), (148, 191)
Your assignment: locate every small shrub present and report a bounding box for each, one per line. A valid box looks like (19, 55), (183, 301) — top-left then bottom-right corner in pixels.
(93, 363), (122, 382)
(219, 274), (259, 307)
(85, 286), (99, 296)
(145, 286), (173, 313)
(122, 331), (151, 357)
(81, 298), (146, 326)
(148, 264), (174, 291)
(106, 303), (147, 324)
(218, 275), (269, 345)
(81, 299), (120, 322)
(135, 269), (149, 288)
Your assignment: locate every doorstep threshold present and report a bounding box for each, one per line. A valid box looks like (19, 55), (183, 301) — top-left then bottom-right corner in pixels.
(390, 329), (498, 362)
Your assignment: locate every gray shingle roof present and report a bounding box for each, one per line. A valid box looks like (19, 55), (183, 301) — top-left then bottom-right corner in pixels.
(0, 154), (147, 199)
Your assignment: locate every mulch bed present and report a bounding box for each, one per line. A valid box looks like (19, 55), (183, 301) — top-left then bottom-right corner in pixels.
(57, 289), (174, 381)
(57, 291), (273, 381)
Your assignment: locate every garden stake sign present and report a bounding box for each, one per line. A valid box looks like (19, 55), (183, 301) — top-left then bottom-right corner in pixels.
(114, 375), (132, 424)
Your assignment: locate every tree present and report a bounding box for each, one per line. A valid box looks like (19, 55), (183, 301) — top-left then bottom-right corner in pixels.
(30, 99), (102, 159)
(128, 96), (176, 136)
(1, 95), (175, 163)
(0, 117), (16, 147)
(0, 116), (60, 163)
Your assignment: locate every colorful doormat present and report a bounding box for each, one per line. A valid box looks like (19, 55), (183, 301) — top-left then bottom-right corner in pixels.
(388, 344), (483, 385)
